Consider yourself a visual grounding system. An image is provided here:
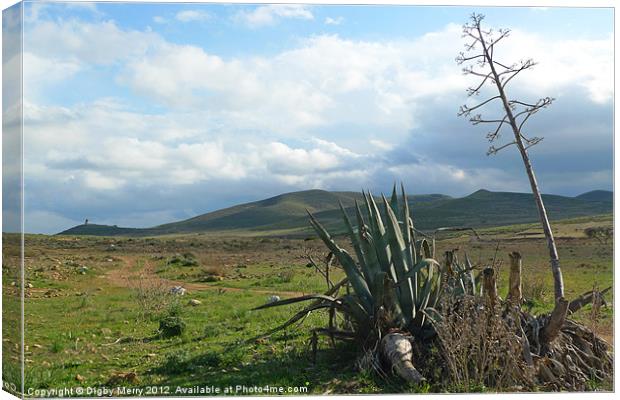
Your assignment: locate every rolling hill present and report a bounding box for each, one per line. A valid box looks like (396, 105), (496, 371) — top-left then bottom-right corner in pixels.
(58, 189), (612, 237)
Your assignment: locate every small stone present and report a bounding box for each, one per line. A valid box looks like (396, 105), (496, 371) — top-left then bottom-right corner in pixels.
(75, 374), (85, 382)
(188, 299), (202, 306)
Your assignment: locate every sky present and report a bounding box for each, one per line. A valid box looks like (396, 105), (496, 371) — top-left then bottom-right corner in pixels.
(6, 1), (614, 233)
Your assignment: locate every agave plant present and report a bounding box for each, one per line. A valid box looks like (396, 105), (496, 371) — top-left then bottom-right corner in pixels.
(256, 186), (445, 336)
(254, 185), (478, 382)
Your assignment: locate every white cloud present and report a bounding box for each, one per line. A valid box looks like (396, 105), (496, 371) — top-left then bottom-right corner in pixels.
(487, 29), (613, 104)
(234, 4), (313, 28)
(25, 18), (613, 145)
(324, 16), (343, 25)
(83, 171), (125, 190)
(369, 139), (394, 151)
(24, 19), (160, 65)
(20, 14), (613, 232)
(114, 29), (471, 140)
(23, 52), (82, 99)
(153, 16), (166, 24)
(387, 162), (528, 195)
(175, 10), (211, 23)
(260, 141), (350, 174)
(23, 101), (367, 191)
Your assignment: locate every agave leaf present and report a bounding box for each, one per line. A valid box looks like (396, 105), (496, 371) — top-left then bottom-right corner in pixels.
(422, 307), (441, 325)
(401, 258), (440, 281)
(383, 276), (407, 328)
(416, 239), (432, 259)
(390, 184), (399, 217)
(365, 192), (394, 279)
(456, 276), (467, 296)
(399, 184), (418, 310)
(401, 184), (415, 266)
(355, 201), (381, 283)
(382, 194), (414, 324)
(307, 212), (373, 312)
(252, 294), (340, 311)
(430, 269), (444, 309)
(417, 261), (439, 316)
(339, 201), (372, 286)
(325, 277), (349, 297)
(371, 271), (387, 315)
(251, 302), (338, 340)
(341, 294), (371, 330)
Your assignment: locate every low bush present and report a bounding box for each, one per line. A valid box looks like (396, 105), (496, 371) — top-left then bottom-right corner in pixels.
(159, 315), (186, 338)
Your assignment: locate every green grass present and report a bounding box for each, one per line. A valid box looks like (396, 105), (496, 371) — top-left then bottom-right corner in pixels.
(3, 214), (614, 395)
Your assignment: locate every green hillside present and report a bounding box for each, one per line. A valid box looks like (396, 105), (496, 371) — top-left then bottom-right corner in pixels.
(575, 190), (613, 202)
(57, 189), (612, 237)
(151, 190), (367, 234)
(58, 224), (142, 236)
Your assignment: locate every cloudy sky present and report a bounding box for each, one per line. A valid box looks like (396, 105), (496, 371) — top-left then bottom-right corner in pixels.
(13, 2), (614, 233)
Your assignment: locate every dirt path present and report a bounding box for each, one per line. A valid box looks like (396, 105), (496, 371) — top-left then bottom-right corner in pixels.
(106, 256), (308, 297)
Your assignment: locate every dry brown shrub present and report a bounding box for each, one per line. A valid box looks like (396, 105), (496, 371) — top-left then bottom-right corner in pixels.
(128, 274), (174, 319)
(433, 295), (534, 391)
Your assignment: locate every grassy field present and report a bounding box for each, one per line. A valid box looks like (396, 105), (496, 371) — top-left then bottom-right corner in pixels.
(2, 214), (613, 395)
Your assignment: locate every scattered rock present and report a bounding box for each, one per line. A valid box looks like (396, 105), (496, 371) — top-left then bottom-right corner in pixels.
(170, 286), (186, 296)
(33, 344), (42, 349)
(26, 283), (33, 288)
(75, 374), (85, 383)
(188, 299), (202, 306)
(44, 289), (59, 298)
(267, 295), (281, 303)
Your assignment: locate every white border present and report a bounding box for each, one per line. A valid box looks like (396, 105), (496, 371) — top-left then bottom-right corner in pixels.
(0, 1), (616, 400)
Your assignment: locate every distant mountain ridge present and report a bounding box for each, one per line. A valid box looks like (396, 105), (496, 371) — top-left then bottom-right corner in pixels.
(574, 190), (613, 203)
(58, 189), (613, 237)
